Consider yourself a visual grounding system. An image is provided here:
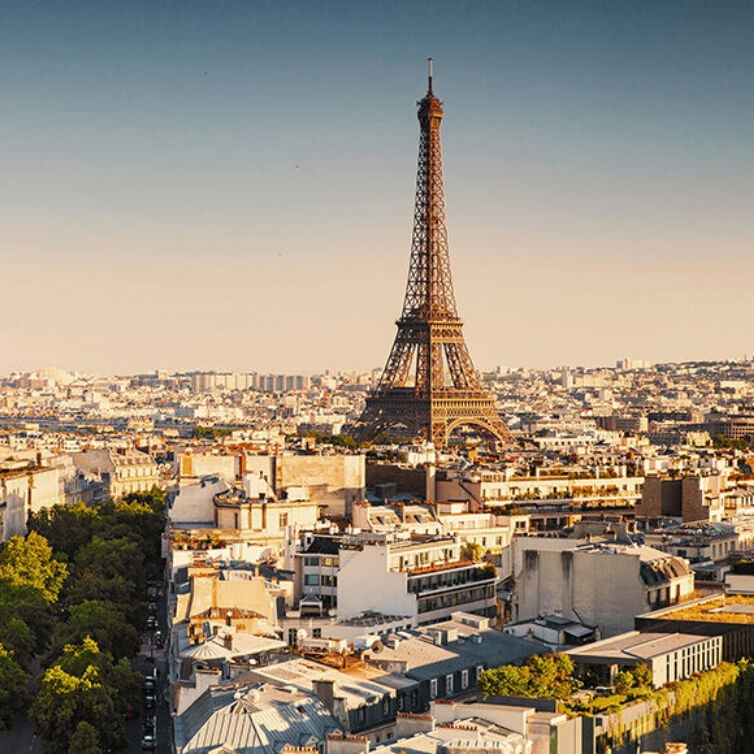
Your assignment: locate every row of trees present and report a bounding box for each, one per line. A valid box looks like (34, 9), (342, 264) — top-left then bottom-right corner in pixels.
(0, 487), (166, 753)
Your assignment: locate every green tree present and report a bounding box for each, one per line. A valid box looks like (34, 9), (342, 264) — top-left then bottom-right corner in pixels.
(67, 721), (102, 754)
(460, 542), (484, 562)
(31, 639), (130, 754)
(73, 536), (145, 595)
(631, 662), (653, 690)
(28, 503), (97, 562)
(0, 582), (55, 654)
(613, 668), (635, 695)
(479, 654), (577, 700)
(54, 636), (139, 717)
(0, 532), (68, 602)
(0, 616), (35, 669)
(54, 601), (139, 661)
(0, 642), (29, 728)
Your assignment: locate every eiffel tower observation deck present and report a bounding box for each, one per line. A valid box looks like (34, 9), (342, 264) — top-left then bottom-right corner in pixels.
(354, 60), (514, 448)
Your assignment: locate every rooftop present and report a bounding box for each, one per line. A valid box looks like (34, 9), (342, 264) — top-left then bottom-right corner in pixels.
(366, 617), (541, 681)
(651, 594), (754, 624)
(173, 680), (339, 752)
(568, 630), (713, 663)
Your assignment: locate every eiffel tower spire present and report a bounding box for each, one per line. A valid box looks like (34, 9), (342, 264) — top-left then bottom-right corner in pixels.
(354, 62), (514, 448)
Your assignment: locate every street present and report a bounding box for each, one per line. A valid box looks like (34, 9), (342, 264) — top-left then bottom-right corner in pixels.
(125, 633), (171, 754)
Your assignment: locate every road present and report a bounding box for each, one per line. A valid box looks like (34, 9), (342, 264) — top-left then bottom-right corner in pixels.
(126, 634), (171, 753)
(127, 580), (171, 754)
(0, 714), (42, 754)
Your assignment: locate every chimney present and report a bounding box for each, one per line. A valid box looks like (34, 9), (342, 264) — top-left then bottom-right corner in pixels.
(313, 678), (336, 712)
(326, 733), (369, 754)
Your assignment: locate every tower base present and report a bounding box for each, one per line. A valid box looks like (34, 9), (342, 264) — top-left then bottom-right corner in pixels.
(354, 388), (514, 448)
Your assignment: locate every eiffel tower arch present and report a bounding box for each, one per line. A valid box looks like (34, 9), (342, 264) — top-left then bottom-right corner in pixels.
(354, 61), (514, 448)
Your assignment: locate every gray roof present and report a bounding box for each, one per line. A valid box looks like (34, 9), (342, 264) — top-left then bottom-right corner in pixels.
(567, 630), (717, 665)
(369, 716), (528, 754)
(369, 619), (541, 681)
(175, 681), (339, 753)
(249, 658), (398, 707)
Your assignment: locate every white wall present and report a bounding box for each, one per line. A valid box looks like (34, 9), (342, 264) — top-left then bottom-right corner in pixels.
(337, 545), (416, 620)
(170, 479), (228, 525)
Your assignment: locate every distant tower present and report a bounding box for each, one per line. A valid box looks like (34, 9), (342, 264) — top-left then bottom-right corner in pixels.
(355, 60), (514, 447)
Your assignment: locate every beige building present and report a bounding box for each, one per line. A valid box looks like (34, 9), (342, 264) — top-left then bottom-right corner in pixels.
(437, 470), (643, 507)
(0, 466), (61, 541)
(244, 453), (365, 516)
(173, 573), (279, 628)
(72, 449), (160, 500)
(212, 487), (319, 555)
(177, 452), (238, 485)
(637, 474), (725, 522)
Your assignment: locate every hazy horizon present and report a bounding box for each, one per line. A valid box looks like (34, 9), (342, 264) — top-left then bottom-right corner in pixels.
(3, 1), (754, 375)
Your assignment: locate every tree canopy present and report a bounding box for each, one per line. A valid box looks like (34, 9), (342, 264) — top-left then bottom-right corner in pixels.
(0, 642), (28, 728)
(478, 654), (578, 700)
(54, 600), (139, 661)
(0, 531), (68, 603)
(31, 637), (138, 754)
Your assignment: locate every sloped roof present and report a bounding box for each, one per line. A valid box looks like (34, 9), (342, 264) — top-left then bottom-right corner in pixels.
(175, 683), (339, 753)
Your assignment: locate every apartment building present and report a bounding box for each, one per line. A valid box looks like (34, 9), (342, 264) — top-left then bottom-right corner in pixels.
(72, 449), (160, 500)
(337, 533), (498, 626)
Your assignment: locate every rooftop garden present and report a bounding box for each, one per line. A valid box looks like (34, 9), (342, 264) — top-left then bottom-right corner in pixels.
(663, 594), (754, 623)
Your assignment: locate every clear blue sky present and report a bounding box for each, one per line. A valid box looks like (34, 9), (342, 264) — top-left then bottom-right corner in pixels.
(2, 1), (753, 374)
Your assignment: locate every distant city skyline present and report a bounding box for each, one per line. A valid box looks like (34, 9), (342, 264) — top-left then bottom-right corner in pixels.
(3, 1), (754, 375)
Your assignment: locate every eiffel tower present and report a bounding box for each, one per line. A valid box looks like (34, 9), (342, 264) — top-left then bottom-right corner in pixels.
(355, 61), (514, 448)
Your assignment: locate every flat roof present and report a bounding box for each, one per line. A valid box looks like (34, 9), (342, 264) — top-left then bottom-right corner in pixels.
(568, 630), (716, 664)
(649, 595), (754, 624)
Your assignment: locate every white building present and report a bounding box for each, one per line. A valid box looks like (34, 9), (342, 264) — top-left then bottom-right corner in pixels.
(514, 538), (695, 637)
(337, 534), (498, 626)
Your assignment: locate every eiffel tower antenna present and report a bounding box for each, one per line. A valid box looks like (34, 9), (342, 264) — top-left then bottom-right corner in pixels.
(354, 63), (514, 448)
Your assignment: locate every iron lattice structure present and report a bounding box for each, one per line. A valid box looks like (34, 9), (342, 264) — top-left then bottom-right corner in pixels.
(355, 63), (514, 448)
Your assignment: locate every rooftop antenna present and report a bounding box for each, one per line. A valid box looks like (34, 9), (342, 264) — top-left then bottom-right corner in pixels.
(428, 57), (434, 94)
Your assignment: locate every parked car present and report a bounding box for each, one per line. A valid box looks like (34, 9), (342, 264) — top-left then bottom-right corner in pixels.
(144, 694), (156, 710)
(144, 678), (155, 694)
(147, 601), (158, 615)
(140, 734), (156, 750)
(146, 616), (157, 630)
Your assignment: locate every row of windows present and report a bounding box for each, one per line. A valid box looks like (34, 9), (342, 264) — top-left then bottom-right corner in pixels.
(417, 585), (493, 613)
(303, 556), (338, 567)
(304, 574), (337, 586)
(118, 466), (154, 478)
(428, 666), (484, 698)
(665, 640), (721, 682)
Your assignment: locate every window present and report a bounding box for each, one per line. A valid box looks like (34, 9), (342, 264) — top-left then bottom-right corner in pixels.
(304, 575), (319, 586)
(461, 670), (469, 689)
(382, 696), (390, 716)
(304, 557), (319, 566)
(446, 674), (454, 694)
(279, 513), (288, 529)
(430, 679), (438, 699)
(358, 706), (366, 724)
(476, 665), (484, 679)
